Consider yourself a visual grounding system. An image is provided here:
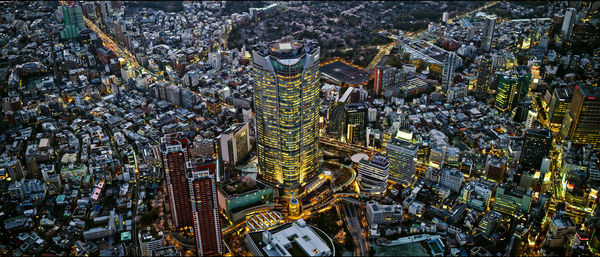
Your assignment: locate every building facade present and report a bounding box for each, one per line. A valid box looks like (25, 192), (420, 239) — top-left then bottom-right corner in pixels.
(161, 133), (193, 229)
(386, 140), (418, 185)
(561, 85), (600, 149)
(252, 39), (321, 196)
(188, 169), (222, 256)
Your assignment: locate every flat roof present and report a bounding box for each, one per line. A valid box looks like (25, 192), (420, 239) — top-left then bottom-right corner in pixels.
(321, 61), (371, 86)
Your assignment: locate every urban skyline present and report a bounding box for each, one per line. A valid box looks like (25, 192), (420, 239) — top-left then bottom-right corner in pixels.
(0, 1), (599, 257)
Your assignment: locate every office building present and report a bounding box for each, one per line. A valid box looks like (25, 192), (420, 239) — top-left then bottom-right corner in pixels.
(482, 15), (497, 51)
(357, 155), (390, 195)
(545, 211), (576, 248)
(485, 155), (507, 182)
(548, 87), (573, 125)
(440, 168), (463, 192)
(161, 133), (193, 229)
(344, 103), (367, 143)
(188, 169), (222, 256)
(494, 184), (532, 216)
(386, 140), (418, 185)
(460, 179), (496, 211)
(217, 122), (251, 168)
(561, 8), (577, 40)
(479, 211), (501, 235)
(60, 4), (86, 40)
(252, 39), (320, 196)
(495, 67), (531, 112)
(217, 178), (275, 223)
(366, 201), (403, 225)
(561, 85), (600, 149)
(519, 128), (552, 171)
(525, 109), (538, 128)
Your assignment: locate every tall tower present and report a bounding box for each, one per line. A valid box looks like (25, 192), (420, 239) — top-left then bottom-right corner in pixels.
(561, 8), (577, 40)
(188, 169), (222, 256)
(482, 14), (497, 52)
(561, 85), (600, 149)
(475, 55), (493, 100)
(252, 39), (321, 196)
(161, 133), (193, 229)
(60, 4), (86, 39)
(442, 52), (457, 90)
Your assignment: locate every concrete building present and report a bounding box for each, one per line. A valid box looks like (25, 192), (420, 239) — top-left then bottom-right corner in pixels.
(366, 200), (403, 225)
(245, 219), (333, 257)
(440, 168), (463, 192)
(357, 155), (390, 196)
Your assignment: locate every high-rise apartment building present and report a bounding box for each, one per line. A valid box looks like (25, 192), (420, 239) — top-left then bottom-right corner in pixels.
(386, 140), (418, 185)
(161, 133), (193, 229)
(519, 128), (552, 171)
(481, 15), (497, 51)
(561, 85), (600, 149)
(475, 55), (493, 100)
(442, 52), (457, 90)
(188, 169), (222, 256)
(252, 39), (321, 196)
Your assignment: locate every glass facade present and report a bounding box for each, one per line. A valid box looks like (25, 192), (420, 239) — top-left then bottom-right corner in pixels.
(495, 69), (531, 112)
(252, 39), (320, 196)
(567, 85), (600, 149)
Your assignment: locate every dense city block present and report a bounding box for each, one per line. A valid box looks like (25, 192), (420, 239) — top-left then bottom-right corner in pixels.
(0, 1), (599, 257)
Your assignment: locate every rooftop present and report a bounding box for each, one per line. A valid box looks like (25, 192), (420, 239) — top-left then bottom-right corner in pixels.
(321, 60), (372, 86)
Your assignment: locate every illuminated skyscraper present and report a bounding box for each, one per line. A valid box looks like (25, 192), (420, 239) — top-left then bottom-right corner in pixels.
(252, 39), (321, 196)
(494, 67), (531, 112)
(188, 169), (222, 256)
(561, 85), (600, 149)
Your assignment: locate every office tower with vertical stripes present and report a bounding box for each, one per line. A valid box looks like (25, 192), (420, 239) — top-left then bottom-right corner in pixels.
(252, 39), (321, 197)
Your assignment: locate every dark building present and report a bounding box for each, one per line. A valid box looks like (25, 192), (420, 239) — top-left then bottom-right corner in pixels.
(520, 128), (552, 171)
(475, 55), (493, 100)
(344, 103), (367, 143)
